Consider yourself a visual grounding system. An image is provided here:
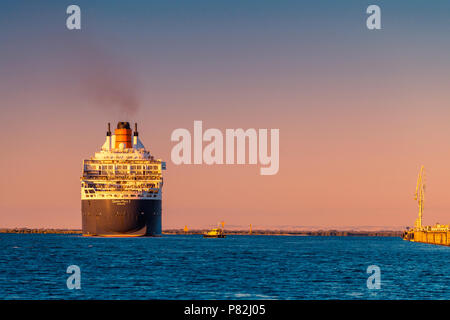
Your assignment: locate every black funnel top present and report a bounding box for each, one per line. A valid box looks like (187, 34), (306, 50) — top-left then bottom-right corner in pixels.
(117, 122), (131, 129)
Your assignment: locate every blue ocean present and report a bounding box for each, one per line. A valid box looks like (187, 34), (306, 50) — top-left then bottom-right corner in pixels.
(0, 234), (449, 300)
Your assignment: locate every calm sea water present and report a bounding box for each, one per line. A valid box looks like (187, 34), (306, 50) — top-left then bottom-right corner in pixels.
(0, 234), (449, 300)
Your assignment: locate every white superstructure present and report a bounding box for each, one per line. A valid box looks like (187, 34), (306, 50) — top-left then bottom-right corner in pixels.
(81, 122), (166, 201)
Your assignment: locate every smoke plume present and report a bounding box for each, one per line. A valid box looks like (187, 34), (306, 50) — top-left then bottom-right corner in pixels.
(74, 43), (141, 116)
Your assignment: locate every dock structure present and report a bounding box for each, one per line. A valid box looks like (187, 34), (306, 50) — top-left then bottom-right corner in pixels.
(404, 225), (450, 246)
(403, 166), (450, 246)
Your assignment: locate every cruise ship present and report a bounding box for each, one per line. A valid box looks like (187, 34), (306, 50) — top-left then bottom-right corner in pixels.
(81, 122), (166, 236)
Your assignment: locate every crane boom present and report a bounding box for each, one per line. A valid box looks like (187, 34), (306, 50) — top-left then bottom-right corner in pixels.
(414, 165), (425, 229)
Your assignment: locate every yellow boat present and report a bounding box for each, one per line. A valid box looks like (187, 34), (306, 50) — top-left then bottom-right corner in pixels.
(203, 228), (226, 238)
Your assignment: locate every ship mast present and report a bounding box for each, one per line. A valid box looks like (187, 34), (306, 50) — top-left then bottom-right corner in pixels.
(414, 165), (425, 230)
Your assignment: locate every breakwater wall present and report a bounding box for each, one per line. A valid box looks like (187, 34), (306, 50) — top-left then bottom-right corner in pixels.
(164, 229), (403, 237)
(0, 228), (403, 237)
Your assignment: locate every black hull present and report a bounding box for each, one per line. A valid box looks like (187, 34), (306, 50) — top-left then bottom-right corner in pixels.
(81, 199), (161, 236)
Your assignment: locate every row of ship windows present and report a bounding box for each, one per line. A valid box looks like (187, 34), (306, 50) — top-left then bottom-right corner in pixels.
(84, 194), (159, 198)
(84, 187), (157, 192)
(82, 212), (160, 216)
(85, 170), (159, 176)
(86, 165), (159, 170)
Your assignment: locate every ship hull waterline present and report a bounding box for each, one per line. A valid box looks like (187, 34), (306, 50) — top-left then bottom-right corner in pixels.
(81, 199), (162, 237)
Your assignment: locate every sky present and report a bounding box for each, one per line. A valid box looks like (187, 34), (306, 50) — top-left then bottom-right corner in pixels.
(1, 0), (450, 229)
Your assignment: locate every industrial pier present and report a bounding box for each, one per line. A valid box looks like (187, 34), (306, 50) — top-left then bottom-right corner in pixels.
(403, 166), (450, 246)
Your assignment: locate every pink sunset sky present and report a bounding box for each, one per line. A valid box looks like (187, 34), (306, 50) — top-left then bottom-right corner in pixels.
(1, 1), (450, 229)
